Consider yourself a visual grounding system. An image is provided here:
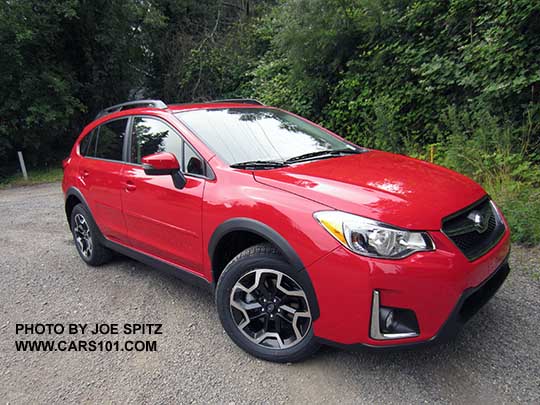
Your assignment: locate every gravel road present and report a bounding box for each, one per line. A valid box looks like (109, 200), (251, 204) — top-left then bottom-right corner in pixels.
(1, 183), (539, 404)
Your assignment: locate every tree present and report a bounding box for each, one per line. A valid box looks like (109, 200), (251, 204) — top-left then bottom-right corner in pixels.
(0, 0), (161, 172)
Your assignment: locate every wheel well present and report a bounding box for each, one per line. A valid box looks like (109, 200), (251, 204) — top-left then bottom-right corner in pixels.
(212, 231), (273, 282)
(65, 195), (82, 223)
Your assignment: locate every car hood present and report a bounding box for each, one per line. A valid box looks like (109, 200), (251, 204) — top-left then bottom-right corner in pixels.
(253, 151), (486, 230)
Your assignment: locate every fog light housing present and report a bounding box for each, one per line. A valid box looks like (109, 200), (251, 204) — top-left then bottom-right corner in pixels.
(370, 291), (420, 340)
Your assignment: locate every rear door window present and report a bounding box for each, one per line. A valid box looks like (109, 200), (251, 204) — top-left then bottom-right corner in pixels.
(92, 118), (128, 161)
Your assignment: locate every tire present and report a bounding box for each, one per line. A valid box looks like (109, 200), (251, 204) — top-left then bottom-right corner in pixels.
(70, 203), (112, 266)
(216, 243), (320, 363)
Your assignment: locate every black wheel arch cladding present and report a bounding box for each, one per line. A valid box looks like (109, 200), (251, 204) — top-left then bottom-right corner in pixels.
(65, 187), (106, 240)
(65, 187), (90, 222)
(209, 217), (320, 320)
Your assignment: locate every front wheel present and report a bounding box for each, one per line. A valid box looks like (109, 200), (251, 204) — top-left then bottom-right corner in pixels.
(216, 243), (319, 362)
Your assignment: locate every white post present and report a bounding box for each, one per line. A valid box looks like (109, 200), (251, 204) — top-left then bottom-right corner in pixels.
(17, 151), (28, 180)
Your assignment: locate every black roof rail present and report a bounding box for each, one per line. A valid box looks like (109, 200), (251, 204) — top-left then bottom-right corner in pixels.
(95, 99), (167, 119)
(204, 98), (264, 106)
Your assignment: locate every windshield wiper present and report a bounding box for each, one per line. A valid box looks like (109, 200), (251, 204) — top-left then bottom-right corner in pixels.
(284, 148), (362, 164)
(230, 160), (289, 170)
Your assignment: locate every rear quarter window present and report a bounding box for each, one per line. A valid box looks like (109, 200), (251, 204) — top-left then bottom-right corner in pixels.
(78, 130), (94, 156)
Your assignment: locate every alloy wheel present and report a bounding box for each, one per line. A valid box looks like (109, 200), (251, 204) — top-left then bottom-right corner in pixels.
(73, 213), (93, 259)
(229, 269), (312, 349)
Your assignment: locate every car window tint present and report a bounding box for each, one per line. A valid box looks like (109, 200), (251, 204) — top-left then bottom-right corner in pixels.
(131, 117), (183, 165)
(94, 119), (128, 161)
(184, 142), (204, 176)
(79, 130), (94, 156)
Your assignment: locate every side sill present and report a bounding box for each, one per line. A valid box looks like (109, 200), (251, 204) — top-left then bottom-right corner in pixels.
(102, 239), (213, 293)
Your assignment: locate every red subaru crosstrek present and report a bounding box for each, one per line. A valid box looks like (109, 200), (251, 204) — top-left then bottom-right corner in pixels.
(62, 99), (510, 362)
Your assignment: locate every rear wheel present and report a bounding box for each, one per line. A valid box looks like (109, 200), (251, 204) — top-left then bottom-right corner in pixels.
(70, 204), (112, 266)
(216, 243), (319, 362)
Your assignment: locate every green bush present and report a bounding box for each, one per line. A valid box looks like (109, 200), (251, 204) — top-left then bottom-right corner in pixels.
(495, 187), (540, 246)
(433, 105), (540, 245)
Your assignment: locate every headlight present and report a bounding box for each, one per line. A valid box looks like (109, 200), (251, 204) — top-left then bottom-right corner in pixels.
(314, 211), (435, 259)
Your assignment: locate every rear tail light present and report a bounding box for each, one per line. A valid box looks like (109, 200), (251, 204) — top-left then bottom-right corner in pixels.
(62, 157), (71, 170)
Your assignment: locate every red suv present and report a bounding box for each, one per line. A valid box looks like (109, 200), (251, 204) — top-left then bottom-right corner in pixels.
(62, 99), (511, 362)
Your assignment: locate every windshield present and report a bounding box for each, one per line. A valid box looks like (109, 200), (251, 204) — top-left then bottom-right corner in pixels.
(175, 108), (358, 165)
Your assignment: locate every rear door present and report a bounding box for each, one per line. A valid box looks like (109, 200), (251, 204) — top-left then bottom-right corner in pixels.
(121, 116), (206, 274)
(78, 117), (130, 243)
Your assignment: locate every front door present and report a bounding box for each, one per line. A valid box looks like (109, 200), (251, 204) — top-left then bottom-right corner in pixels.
(121, 116), (205, 275)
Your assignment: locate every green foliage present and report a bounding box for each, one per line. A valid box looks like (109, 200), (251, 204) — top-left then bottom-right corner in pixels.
(499, 187), (540, 247)
(0, 0), (164, 169)
(0, 0), (82, 167)
(433, 105), (540, 245)
(243, 0), (390, 117)
(247, 53), (318, 117)
(321, 0), (540, 151)
(144, 0), (266, 102)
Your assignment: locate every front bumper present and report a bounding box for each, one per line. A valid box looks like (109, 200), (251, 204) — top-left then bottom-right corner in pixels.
(307, 228), (511, 348)
(317, 257), (510, 350)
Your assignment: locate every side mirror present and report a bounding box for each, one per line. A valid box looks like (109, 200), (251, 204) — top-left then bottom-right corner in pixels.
(142, 152), (179, 174)
(141, 152), (186, 189)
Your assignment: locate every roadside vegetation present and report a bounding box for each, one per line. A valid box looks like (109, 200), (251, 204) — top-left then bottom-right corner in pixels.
(1, 0), (538, 244)
(0, 168), (63, 189)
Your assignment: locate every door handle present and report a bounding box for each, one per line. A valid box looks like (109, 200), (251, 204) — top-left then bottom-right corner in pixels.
(81, 170), (90, 178)
(125, 181), (136, 192)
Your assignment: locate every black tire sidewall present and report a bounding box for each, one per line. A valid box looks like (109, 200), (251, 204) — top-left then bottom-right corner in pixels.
(216, 254), (318, 362)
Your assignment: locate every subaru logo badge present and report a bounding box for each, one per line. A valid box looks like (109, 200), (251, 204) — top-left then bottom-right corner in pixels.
(467, 210), (489, 233)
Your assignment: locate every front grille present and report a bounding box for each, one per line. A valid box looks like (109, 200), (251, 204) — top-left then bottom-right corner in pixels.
(442, 197), (505, 261)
